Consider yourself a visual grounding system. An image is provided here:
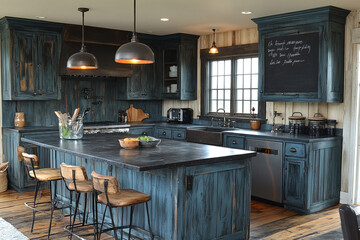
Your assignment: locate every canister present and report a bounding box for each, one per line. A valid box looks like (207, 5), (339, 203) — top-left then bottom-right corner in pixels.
(308, 113), (326, 136)
(288, 112), (306, 134)
(326, 119), (337, 136)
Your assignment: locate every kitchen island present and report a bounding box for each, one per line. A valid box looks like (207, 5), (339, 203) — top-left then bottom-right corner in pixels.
(22, 133), (256, 240)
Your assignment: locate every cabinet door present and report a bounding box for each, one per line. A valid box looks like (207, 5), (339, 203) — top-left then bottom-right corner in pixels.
(283, 157), (306, 207)
(179, 39), (197, 100)
(128, 64), (157, 99)
(13, 30), (37, 99)
(36, 33), (60, 99)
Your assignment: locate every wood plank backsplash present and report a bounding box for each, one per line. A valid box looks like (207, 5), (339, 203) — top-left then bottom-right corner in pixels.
(162, 27), (345, 128)
(2, 77), (162, 127)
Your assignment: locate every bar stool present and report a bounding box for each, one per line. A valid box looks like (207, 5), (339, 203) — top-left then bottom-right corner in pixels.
(60, 163), (95, 239)
(91, 171), (154, 240)
(17, 146), (62, 239)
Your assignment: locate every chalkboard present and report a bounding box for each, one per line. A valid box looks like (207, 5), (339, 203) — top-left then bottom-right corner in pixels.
(264, 32), (319, 93)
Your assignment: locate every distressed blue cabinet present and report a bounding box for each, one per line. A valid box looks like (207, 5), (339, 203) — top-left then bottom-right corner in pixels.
(116, 35), (162, 100)
(161, 34), (199, 100)
(0, 17), (62, 100)
(253, 6), (350, 102)
(2, 128), (57, 192)
(283, 157), (306, 208)
(154, 126), (186, 140)
(223, 134), (245, 149)
(129, 126), (155, 136)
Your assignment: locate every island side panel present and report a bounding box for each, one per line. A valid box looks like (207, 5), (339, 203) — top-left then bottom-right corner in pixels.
(49, 149), (251, 240)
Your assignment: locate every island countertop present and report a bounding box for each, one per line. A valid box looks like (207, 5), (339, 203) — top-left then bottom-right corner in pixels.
(21, 133), (256, 171)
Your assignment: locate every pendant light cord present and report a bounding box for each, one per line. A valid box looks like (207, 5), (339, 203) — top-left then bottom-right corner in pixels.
(131, 0), (138, 42)
(81, 10), (85, 51)
(212, 29), (216, 45)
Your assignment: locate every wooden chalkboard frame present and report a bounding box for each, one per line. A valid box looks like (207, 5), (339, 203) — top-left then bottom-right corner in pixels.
(263, 32), (320, 94)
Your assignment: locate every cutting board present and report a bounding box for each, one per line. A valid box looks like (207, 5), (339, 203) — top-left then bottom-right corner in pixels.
(126, 104), (150, 122)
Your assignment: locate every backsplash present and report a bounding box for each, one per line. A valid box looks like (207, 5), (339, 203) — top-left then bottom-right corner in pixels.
(2, 77), (162, 127)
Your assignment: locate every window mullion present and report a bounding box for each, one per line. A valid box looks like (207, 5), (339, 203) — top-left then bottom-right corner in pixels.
(230, 57), (236, 116)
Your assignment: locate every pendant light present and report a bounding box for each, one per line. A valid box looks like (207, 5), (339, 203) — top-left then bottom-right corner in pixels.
(209, 29), (219, 54)
(115, 0), (154, 64)
(67, 8), (98, 69)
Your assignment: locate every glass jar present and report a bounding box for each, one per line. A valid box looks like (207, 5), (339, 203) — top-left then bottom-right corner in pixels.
(308, 113), (326, 137)
(288, 112), (306, 134)
(326, 120), (337, 136)
(58, 117), (83, 139)
(14, 112), (25, 127)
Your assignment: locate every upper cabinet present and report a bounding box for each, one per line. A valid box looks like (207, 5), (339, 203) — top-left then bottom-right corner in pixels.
(161, 34), (199, 100)
(253, 6), (350, 103)
(0, 17), (63, 100)
(116, 33), (199, 101)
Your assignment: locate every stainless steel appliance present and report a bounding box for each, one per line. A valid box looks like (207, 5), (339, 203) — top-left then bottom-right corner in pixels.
(83, 122), (130, 134)
(247, 139), (283, 203)
(167, 108), (193, 124)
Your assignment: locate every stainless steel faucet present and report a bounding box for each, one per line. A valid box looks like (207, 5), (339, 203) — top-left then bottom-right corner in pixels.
(216, 108), (226, 127)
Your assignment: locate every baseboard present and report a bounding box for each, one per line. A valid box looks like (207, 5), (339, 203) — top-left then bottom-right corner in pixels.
(340, 191), (351, 204)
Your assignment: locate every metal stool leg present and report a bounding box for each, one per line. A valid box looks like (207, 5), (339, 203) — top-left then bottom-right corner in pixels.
(145, 202), (154, 240)
(70, 192), (81, 240)
(83, 193), (87, 226)
(109, 207), (118, 240)
(31, 181), (40, 233)
(99, 205), (108, 240)
(47, 181), (55, 239)
(91, 193), (97, 240)
(128, 206), (134, 240)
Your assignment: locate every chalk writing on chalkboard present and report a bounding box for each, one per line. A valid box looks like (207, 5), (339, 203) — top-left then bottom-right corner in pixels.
(264, 32), (319, 93)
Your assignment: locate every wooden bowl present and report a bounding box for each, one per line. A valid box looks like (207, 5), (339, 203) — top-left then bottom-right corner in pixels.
(119, 139), (139, 149)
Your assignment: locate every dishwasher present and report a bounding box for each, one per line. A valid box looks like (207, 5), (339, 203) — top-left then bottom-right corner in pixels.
(247, 139), (283, 203)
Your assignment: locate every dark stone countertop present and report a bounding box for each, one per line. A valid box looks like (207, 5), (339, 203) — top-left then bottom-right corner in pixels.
(222, 129), (342, 142)
(21, 133), (256, 171)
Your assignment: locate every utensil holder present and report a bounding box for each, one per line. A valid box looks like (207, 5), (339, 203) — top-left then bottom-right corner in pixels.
(250, 120), (261, 130)
(59, 118), (83, 139)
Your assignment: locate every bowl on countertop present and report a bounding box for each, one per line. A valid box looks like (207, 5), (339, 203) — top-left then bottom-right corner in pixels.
(138, 136), (161, 148)
(119, 138), (139, 149)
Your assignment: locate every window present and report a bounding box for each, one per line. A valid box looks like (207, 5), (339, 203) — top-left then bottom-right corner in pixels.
(201, 44), (264, 118)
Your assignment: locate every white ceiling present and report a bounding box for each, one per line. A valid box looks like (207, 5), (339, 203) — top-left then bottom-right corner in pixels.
(0, 0), (359, 35)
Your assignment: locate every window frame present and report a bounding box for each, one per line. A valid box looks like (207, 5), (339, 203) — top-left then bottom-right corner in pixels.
(200, 43), (265, 119)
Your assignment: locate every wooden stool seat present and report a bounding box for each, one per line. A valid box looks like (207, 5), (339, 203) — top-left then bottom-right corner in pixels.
(29, 168), (62, 181)
(68, 180), (93, 193)
(97, 189), (151, 207)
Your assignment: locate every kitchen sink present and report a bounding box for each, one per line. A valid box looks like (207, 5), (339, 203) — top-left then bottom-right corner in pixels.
(186, 127), (237, 146)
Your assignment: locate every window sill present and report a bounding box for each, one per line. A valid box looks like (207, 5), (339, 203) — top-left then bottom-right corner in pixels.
(198, 115), (267, 124)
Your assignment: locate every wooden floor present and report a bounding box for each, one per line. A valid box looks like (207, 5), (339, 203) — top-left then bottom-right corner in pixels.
(0, 189), (343, 240)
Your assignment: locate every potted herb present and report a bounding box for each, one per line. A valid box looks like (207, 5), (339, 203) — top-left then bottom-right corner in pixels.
(250, 107), (261, 130)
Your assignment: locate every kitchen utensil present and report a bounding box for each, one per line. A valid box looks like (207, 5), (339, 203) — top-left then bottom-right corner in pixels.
(126, 104), (149, 122)
(138, 136), (161, 148)
(288, 112), (306, 134)
(119, 139), (139, 149)
(82, 108), (90, 119)
(71, 108), (80, 122)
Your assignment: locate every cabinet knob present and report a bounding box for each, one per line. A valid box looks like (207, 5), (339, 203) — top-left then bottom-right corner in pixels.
(290, 147), (297, 152)
(162, 131), (167, 136)
(142, 132), (148, 135)
(33, 92), (38, 96)
(177, 133), (182, 137)
(232, 140), (237, 144)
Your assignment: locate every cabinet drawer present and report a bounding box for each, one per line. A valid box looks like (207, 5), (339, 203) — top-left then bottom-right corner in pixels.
(285, 143), (306, 158)
(225, 136), (245, 149)
(129, 127), (154, 136)
(157, 128), (172, 139)
(173, 130), (186, 140)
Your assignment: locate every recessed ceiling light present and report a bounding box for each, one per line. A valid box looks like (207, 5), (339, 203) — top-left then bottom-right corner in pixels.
(160, 18), (169, 22)
(241, 11), (252, 15)
(36, 16), (46, 19)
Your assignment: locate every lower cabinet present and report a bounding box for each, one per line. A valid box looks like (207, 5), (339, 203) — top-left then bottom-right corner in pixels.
(155, 127), (186, 141)
(283, 157), (306, 208)
(129, 126), (154, 136)
(2, 128), (57, 192)
(223, 132), (342, 214)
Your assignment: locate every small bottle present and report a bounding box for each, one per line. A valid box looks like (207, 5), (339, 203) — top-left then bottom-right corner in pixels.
(123, 113), (128, 123)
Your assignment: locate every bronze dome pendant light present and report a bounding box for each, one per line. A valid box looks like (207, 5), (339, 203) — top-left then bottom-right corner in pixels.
(115, 0), (154, 64)
(209, 29), (219, 54)
(67, 8), (98, 69)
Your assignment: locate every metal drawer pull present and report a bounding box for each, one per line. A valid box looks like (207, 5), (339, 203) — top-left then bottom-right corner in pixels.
(232, 140), (237, 144)
(289, 147), (297, 152)
(177, 133), (182, 137)
(142, 132), (147, 135)
(162, 131), (167, 135)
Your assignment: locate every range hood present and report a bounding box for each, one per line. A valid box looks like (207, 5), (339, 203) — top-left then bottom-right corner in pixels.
(60, 24), (133, 78)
